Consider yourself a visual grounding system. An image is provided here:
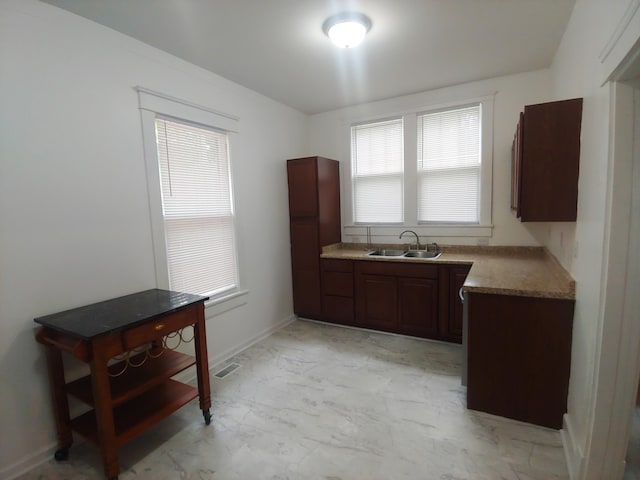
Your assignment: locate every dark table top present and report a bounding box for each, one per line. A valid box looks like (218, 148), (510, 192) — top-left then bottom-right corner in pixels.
(34, 289), (208, 340)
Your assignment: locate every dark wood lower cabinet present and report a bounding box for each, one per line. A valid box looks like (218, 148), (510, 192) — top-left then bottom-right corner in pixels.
(322, 296), (354, 324)
(321, 259), (354, 324)
(466, 292), (574, 429)
(357, 274), (398, 331)
(319, 260), (471, 343)
(354, 261), (439, 339)
(398, 277), (438, 338)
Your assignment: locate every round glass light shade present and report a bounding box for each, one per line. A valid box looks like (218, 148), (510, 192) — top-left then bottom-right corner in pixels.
(323, 13), (371, 48)
(328, 21), (367, 48)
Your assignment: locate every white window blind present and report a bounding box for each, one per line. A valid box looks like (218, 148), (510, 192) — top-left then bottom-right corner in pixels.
(351, 118), (404, 223)
(417, 105), (481, 223)
(154, 117), (238, 296)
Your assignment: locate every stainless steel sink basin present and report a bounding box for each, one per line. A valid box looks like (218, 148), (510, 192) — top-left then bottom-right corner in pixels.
(368, 249), (407, 257)
(403, 250), (442, 259)
(367, 249), (442, 259)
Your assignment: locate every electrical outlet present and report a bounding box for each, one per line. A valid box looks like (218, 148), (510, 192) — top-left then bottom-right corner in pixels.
(573, 240), (579, 258)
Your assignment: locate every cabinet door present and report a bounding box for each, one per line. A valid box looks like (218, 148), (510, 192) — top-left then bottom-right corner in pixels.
(510, 113), (523, 216)
(290, 219), (321, 318)
(322, 296), (354, 325)
(397, 277), (438, 338)
(466, 292), (574, 429)
(518, 98), (582, 221)
(322, 271), (354, 297)
(287, 158), (319, 217)
(356, 274), (397, 330)
(316, 158), (341, 247)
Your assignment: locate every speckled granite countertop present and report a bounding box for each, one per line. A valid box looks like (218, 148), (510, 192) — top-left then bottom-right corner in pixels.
(321, 243), (575, 300)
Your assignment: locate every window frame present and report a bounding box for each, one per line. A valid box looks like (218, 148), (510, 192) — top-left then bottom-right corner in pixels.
(136, 87), (244, 306)
(345, 95), (494, 237)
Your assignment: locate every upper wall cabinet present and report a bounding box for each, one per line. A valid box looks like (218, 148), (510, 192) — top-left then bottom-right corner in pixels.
(511, 98), (583, 222)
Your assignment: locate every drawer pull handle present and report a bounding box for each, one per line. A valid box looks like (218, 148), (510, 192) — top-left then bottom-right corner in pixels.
(154, 323), (165, 331)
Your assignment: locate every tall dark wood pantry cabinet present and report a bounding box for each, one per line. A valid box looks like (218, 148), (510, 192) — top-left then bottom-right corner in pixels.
(287, 157), (341, 318)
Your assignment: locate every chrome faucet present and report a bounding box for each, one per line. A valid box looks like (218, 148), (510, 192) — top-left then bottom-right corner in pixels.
(428, 242), (439, 253)
(399, 230), (421, 250)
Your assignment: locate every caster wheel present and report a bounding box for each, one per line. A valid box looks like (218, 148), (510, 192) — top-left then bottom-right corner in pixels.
(54, 447), (69, 461)
(203, 410), (212, 425)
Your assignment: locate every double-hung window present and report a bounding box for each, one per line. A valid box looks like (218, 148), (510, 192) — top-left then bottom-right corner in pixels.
(349, 98), (492, 230)
(417, 105), (481, 224)
(351, 118), (404, 223)
(137, 88), (240, 300)
(154, 117), (237, 296)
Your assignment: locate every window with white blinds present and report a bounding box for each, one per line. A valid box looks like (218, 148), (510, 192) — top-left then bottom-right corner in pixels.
(351, 118), (404, 223)
(417, 105), (481, 223)
(154, 117), (238, 296)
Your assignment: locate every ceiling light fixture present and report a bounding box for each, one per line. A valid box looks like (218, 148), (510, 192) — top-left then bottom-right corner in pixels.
(322, 12), (372, 48)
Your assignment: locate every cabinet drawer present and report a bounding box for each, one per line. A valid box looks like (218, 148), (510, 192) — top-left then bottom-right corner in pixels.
(122, 308), (197, 351)
(321, 259), (353, 272)
(356, 261), (437, 279)
(323, 271), (354, 297)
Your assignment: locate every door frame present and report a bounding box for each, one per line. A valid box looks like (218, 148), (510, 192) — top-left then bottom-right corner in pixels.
(582, 42), (640, 478)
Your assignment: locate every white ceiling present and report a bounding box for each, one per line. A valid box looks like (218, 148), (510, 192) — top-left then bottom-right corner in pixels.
(41, 0), (576, 114)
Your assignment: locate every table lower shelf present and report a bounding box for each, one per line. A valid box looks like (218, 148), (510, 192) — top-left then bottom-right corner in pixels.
(66, 349), (196, 408)
(70, 379), (198, 448)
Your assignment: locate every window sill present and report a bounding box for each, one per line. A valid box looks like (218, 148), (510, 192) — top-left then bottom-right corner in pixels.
(204, 289), (248, 318)
(344, 224), (493, 240)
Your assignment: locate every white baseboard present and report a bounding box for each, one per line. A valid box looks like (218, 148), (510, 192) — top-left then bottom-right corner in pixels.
(300, 317), (463, 348)
(1, 440), (59, 480)
(562, 413), (585, 479)
(4, 314), (297, 480)
(175, 314), (297, 384)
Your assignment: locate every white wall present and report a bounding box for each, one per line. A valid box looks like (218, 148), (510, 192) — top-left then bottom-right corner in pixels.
(0, 1), (307, 476)
(308, 69), (565, 249)
(546, 0), (639, 478)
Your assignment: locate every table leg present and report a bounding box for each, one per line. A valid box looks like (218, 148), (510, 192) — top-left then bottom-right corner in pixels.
(43, 344), (73, 459)
(193, 306), (211, 424)
(90, 337), (120, 479)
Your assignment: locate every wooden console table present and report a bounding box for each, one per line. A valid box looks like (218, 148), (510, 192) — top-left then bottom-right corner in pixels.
(34, 289), (211, 480)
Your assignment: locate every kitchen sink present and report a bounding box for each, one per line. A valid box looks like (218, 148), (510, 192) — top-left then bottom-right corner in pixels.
(368, 249), (407, 257)
(403, 250), (442, 259)
(367, 249), (442, 259)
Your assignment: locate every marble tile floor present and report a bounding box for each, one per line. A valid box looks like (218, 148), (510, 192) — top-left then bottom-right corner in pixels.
(18, 319), (569, 480)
